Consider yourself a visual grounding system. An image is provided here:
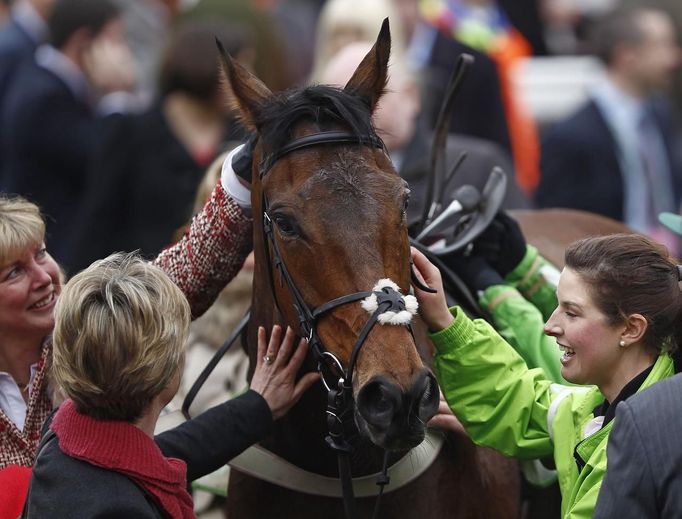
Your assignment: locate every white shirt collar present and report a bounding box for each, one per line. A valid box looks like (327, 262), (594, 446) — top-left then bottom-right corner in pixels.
(591, 76), (645, 129)
(0, 362), (39, 431)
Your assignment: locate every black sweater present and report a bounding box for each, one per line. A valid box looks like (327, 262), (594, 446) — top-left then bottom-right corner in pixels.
(25, 390), (272, 518)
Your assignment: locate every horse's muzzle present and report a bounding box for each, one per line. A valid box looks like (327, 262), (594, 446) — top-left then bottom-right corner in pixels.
(355, 369), (439, 451)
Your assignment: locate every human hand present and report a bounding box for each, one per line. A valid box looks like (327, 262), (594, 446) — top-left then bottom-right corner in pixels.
(428, 391), (466, 435)
(472, 212), (526, 278)
(250, 325), (320, 420)
(411, 247), (454, 332)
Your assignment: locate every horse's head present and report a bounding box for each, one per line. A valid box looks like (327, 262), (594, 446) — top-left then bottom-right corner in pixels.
(219, 21), (439, 451)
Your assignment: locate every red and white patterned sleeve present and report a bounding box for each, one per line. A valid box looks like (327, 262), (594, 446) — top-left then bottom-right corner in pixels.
(153, 181), (253, 319)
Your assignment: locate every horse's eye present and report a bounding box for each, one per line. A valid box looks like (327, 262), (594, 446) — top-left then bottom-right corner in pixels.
(273, 214), (298, 237)
(402, 191), (411, 216)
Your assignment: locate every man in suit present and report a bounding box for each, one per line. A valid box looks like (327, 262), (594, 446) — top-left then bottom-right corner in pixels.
(0, 0), (134, 271)
(0, 0), (54, 179)
(0, 0), (53, 103)
(537, 6), (682, 251)
(593, 211), (682, 518)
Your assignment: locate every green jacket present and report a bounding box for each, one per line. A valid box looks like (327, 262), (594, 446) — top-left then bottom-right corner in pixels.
(431, 309), (675, 519)
(479, 245), (565, 384)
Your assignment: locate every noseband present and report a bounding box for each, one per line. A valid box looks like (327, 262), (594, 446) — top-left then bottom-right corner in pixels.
(258, 130), (423, 518)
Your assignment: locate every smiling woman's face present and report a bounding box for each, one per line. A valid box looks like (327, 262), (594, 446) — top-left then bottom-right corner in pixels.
(0, 243), (61, 343)
(544, 267), (625, 387)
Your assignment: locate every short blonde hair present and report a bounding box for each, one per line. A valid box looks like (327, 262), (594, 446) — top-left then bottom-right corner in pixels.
(52, 252), (191, 421)
(0, 195), (45, 266)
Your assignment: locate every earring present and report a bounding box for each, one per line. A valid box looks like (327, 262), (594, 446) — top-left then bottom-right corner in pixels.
(619, 339), (626, 348)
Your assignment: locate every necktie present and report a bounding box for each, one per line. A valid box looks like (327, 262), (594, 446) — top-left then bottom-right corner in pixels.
(637, 108), (679, 255)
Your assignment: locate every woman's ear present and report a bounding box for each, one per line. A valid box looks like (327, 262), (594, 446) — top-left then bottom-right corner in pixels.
(621, 313), (648, 345)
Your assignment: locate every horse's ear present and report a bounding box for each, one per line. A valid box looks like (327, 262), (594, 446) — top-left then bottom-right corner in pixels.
(216, 38), (271, 130)
(343, 18), (391, 113)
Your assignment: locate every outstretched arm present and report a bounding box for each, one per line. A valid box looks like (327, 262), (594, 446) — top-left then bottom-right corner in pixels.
(153, 142), (256, 318)
(412, 248), (556, 460)
(156, 326), (319, 481)
(153, 180), (252, 319)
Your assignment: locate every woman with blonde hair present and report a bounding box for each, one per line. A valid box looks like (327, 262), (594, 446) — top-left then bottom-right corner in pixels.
(0, 196), (63, 466)
(23, 253), (316, 517)
(0, 138), (255, 471)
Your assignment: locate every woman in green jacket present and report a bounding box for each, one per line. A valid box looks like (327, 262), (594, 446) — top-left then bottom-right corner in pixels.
(415, 232), (681, 519)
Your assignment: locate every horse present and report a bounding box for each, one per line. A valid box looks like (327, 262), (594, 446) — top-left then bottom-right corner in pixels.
(217, 21), (631, 519)
(512, 209), (632, 268)
(219, 20), (521, 519)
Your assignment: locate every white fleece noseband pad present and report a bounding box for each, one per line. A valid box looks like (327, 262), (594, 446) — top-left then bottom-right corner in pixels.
(361, 279), (418, 325)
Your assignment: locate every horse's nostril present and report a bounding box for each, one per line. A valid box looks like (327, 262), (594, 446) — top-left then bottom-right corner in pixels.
(405, 371), (438, 422)
(416, 372), (440, 422)
(357, 379), (401, 430)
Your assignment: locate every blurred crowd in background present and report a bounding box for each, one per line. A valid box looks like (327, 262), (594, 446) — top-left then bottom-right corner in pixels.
(1, 0), (681, 269)
(1, 0), (681, 515)
(1, 0), (682, 264)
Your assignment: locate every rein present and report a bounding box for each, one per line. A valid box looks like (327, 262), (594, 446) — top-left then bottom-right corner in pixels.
(258, 130), (431, 518)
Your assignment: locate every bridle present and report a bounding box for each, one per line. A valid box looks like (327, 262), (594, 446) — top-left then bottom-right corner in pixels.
(258, 130), (434, 519)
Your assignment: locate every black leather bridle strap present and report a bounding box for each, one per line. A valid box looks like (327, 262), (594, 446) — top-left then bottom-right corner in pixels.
(344, 300), (392, 388)
(262, 210), (316, 334)
(265, 210), (412, 388)
(312, 292), (373, 320)
(338, 453), (359, 519)
(181, 312), (250, 419)
(259, 131), (384, 177)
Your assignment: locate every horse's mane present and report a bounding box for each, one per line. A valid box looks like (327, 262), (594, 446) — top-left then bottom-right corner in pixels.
(254, 84), (383, 153)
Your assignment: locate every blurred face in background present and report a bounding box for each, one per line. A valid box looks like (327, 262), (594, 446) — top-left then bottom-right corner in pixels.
(630, 11), (682, 93)
(391, 0), (419, 42)
(373, 70), (420, 151)
(81, 14), (136, 95)
(319, 42), (420, 152)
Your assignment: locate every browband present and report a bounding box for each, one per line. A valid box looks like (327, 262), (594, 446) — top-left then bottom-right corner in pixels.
(258, 131), (384, 177)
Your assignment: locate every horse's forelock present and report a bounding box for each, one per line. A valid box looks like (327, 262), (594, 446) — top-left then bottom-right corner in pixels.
(254, 85), (381, 155)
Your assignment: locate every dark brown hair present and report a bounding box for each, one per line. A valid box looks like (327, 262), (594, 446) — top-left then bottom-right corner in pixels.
(48, 0), (119, 50)
(565, 234), (682, 359)
(589, 6), (662, 65)
(159, 20), (253, 99)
